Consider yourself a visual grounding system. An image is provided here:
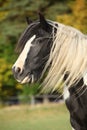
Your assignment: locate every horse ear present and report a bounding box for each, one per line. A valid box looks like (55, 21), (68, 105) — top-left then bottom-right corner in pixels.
(38, 12), (50, 32)
(26, 17), (33, 24)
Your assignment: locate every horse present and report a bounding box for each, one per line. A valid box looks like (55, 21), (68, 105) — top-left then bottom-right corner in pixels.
(12, 13), (87, 130)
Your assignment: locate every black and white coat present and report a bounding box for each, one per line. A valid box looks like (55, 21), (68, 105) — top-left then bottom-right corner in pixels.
(12, 14), (87, 130)
(64, 76), (87, 130)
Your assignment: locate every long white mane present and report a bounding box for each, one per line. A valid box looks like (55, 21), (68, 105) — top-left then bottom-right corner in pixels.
(42, 21), (87, 92)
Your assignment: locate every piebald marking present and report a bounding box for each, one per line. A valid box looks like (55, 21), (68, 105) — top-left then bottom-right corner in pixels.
(83, 73), (87, 86)
(13, 35), (36, 72)
(63, 86), (70, 100)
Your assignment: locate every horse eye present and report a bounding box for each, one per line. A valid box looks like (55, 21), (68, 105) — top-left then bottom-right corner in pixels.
(34, 38), (42, 44)
(38, 39), (43, 42)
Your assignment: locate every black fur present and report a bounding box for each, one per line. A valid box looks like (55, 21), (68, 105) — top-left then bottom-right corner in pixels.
(65, 79), (87, 130)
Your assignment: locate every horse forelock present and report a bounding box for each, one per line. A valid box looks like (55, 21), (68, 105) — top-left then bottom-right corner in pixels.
(15, 20), (56, 54)
(15, 22), (39, 53)
(42, 23), (87, 92)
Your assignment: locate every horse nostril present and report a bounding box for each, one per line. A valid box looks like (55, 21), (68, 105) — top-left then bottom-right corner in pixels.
(12, 66), (21, 74)
(15, 67), (21, 74)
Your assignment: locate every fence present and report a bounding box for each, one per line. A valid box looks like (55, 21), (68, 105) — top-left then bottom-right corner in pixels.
(0, 94), (63, 106)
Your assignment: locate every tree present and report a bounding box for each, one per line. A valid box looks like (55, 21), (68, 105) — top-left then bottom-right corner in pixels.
(57, 0), (87, 33)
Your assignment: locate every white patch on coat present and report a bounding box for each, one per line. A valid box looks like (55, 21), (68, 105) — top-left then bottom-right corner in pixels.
(63, 85), (70, 100)
(12, 35), (36, 72)
(72, 127), (75, 130)
(83, 72), (87, 85)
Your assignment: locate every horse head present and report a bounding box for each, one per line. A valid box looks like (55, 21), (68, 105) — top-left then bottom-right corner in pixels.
(12, 13), (56, 84)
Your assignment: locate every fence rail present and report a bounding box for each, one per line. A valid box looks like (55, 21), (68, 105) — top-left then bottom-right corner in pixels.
(0, 95), (63, 106)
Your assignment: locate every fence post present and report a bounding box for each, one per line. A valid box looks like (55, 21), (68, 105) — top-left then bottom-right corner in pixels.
(30, 95), (35, 105)
(43, 95), (49, 104)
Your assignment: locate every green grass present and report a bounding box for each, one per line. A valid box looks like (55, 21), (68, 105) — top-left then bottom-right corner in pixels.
(0, 103), (71, 130)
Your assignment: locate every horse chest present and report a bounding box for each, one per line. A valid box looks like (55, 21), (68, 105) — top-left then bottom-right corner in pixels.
(64, 85), (87, 130)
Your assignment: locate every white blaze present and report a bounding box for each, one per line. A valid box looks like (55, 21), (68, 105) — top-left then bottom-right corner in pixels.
(13, 35), (36, 72)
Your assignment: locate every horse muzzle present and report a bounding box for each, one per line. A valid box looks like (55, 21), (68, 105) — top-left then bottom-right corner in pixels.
(12, 66), (33, 84)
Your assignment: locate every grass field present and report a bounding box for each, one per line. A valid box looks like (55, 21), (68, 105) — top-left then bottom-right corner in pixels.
(0, 103), (71, 130)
